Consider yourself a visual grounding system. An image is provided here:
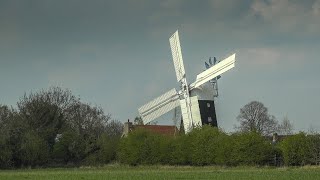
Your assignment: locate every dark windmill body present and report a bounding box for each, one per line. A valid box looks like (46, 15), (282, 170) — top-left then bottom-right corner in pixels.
(193, 57), (221, 127)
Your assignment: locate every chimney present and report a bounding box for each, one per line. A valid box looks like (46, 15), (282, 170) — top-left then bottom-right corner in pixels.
(272, 133), (278, 144)
(122, 119), (133, 137)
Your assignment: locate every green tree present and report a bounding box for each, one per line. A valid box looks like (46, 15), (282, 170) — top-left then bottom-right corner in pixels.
(17, 87), (78, 153)
(13, 86), (122, 167)
(0, 105), (13, 168)
(19, 131), (49, 167)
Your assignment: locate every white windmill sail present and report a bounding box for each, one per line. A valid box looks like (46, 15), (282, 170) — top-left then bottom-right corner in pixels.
(190, 53), (236, 89)
(138, 88), (180, 124)
(169, 30), (186, 82)
(179, 99), (192, 133)
(190, 96), (202, 127)
(169, 30), (194, 132)
(173, 107), (182, 129)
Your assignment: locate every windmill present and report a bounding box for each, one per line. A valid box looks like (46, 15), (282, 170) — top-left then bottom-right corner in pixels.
(138, 30), (236, 133)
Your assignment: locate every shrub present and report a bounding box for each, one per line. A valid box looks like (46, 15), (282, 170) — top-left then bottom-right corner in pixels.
(117, 128), (165, 165)
(19, 131), (50, 167)
(230, 132), (273, 165)
(0, 138), (12, 168)
(52, 130), (77, 164)
(167, 135), (189, 165)
(280, 132), (312, 166)
(188, 126), (222, 165)
(308, 134), (320, 165)
(84, 133), (121, 165)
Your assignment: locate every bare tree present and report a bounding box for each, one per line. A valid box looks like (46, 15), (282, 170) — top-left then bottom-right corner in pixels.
(277, 115), (293, 135)
(133, 116), (144, 125)
(236, 101), (278, 136)
(133, 116), (157, 125)
(105, 119), (123, 137)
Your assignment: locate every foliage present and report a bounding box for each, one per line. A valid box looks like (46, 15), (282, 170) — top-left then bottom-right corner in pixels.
(117, 128), (165, 165)
(308, 134), (320, 165)
(166, 135), (189, 165)
(19, 131), (50, 167)
(0, 134), (12, 168)
(117, 126), (275, 166)
(0, 105), (13, 168)
(230, 132), (273, 165)
(280, 132), (312, 166)
(2, 93), (320, 169)
(0, 87), (123, 168)
(236, 101), (278, 136)
(188, 126), (228, 165)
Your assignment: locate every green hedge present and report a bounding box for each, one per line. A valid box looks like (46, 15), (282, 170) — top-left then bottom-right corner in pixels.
(117, 126), (277, 166)
(280, 133), (312, 166)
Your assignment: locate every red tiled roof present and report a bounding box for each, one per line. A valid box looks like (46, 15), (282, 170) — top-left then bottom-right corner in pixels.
(134, 125), (178, 136)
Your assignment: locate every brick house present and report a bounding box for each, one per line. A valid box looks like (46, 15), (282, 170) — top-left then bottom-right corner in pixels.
(122, 120), (179, 137)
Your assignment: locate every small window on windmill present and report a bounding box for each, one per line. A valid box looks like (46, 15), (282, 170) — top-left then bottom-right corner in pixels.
(207, 103), (210, 108)
(208, 117), (212, 122)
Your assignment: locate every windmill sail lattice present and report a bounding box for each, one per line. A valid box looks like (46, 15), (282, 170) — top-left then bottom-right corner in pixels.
(169, 31), (186, 82)
(190, 54), (235, 89)
(138, 88), (180, 125)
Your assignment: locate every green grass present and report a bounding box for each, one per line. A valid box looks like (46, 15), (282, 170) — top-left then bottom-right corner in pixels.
(1, 165), (320, 180)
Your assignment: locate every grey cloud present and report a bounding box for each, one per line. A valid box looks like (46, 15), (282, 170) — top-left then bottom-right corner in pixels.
(251, 0), (320, 33)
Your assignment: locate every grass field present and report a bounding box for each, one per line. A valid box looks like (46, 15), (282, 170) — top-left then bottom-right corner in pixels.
(1, 165), (320, 180)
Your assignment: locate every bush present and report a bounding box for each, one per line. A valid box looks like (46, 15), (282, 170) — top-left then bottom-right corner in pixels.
(280, 132), (312, 166)
(0, 105), (13, 168)
(230, 132), (273, 166)
(0, 138), (12, 168)
(19, 131), (50, 167)
(188, 126), (225, 165)
(117, 128), (166, 165)
(52, 130), (77, 164)
(308, 134), (320, 165)
(167, 135), (189, 165)
(117, 126), (276, 166)
(84, 133), (121, 165)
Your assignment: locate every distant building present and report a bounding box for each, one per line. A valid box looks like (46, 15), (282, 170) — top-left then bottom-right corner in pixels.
(265, 133), (293, 145)
(122, 119), (179, 137)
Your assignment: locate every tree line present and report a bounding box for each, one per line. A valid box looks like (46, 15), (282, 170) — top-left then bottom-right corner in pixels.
(1, 87), (319, 169)
(0, 87), (123, 168)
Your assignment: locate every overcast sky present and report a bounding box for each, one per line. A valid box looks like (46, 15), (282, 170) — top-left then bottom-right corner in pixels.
(1, 0), (319, 132)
